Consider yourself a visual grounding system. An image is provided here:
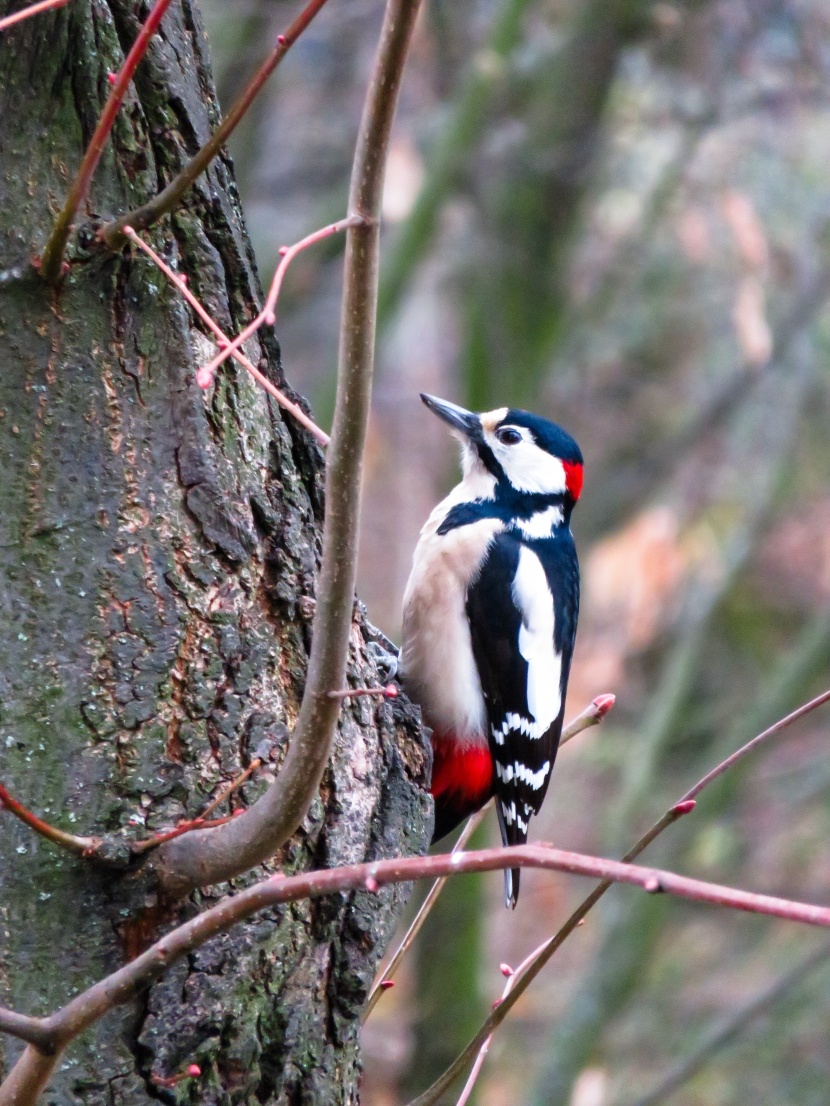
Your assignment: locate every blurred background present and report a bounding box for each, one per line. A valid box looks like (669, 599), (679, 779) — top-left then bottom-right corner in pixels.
(200, 1), (830, 1103)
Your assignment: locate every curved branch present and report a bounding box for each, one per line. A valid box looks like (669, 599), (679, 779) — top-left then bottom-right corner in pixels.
(6, 841), (830, 1106)
(407, 685), (830, 1106)
(148, 0), (424, 899)
(0, 783), (99, 855)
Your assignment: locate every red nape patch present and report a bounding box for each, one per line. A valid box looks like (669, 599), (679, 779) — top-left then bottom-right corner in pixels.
(563, 460), (583, 501)
(431, 736), (493, 804)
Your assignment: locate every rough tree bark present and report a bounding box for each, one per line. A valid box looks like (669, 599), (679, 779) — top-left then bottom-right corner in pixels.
(0, 2), (429, 1103)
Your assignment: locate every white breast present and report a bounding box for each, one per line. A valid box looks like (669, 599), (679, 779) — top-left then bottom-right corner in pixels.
(399, 490), (501, 747)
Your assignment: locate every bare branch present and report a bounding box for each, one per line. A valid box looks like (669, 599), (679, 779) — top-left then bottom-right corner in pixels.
(363, 692), (617, 1018)
(147, 0), (424, 899)
(7, 839), (830, 1106)
(198, 216), (361, 386)
(0, 1009), (56, 1054)
(0, 0), (68, 32)
(681, 688), (830, 802)
(99, 0), (333, 248)
(407, 686), (830, 1106)
(0, 783), (99, 856)
(123, 226), (330, 445)
(364, 806), (490, 1020)
(560, 693), (616, 746)
(38, 0), (174, 284)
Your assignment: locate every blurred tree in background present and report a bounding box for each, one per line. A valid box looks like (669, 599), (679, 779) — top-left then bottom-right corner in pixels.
(202, 0), (830, 1103)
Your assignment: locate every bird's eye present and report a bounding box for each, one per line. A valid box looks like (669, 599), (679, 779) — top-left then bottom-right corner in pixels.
(496, 427), (522, 445)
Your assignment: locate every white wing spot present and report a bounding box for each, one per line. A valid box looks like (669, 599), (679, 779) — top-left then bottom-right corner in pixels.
(495, 761), (514, 783)
(514, 760), (550, 790)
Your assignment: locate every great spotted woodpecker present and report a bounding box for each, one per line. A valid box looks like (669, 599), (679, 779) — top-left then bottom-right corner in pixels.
(399, 394), (582, 907)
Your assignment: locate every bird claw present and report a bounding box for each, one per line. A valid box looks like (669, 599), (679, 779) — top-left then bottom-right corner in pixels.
(366, 640), (399, 683)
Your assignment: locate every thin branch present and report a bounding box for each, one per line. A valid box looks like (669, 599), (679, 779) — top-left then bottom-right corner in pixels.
(146, 0), (424, 899)
(131, 756), (265, 855)
(327, 683), (399, 702)
(129, 812), (237, 855)
(122, 226), (330, 445)
(364, 807), (490, 1020)
(456, 938), (549, 1106)
(99, 0), (332, 248)
(681, 688), (830, 802)
(363, 693), (616, 1018)
(39, 0), (174, 284)
(197, 216), (362, 386)
(197, 759), (263, 821)
(0, 0), (68, 32)
(0, 1009), (56, 1054)
(627, 939), (830, 1106)
(560, 693), (616, 746)
(0, 783), (99, 855)
(407, 687), (830, 1106)
(7, 841), (830, 1106)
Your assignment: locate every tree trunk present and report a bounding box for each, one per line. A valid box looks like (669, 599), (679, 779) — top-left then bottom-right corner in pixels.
(0, 2), (429, 1103)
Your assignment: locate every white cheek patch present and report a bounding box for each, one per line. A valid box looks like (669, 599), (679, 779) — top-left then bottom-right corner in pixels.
(483, 431), (568, 495)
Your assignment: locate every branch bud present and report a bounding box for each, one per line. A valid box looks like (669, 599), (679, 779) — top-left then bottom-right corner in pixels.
(672, 799), (696, 816)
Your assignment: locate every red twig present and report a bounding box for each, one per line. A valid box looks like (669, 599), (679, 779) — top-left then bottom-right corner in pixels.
(39, 0), (174, 283)
(196, 758), (262, 821)
(363, 693), (617, 1019)
(5, 832), (830, 1104)
(0, 783), (99, 855)
(681, 687), (830, 802)
(6, 844), (830, 1058)
(199, 216), (362, 385)
(130, 812), (238, 855)
(132, 755), (267, 853)
(457, 940), (548, 1106)
(122, 226), (330, 446)
(100, 0), (333, 246)
(0, 0), (68, 31)
(327, 683), (398, 701)
(150, 1064), (201, 1088)
(408, 686), (830, 1106)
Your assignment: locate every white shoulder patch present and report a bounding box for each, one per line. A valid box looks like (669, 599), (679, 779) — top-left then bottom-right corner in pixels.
(511, 546), (562, 737)
(517, 505), (564, 540)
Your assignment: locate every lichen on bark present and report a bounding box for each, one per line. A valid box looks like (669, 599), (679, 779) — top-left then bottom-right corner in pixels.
(0, 1), (429, 1101)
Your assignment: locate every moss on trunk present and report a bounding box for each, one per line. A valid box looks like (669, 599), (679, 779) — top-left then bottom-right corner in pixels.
(0, 2), (429, 1101)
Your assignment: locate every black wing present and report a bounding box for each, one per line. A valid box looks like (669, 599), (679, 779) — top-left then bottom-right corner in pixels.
(466, 531), (579, 906)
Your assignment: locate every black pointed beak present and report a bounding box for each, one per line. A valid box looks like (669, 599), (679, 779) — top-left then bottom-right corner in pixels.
(420, 393), (481, 439)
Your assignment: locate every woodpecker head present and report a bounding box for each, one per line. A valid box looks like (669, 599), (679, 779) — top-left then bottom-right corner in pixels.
(421, 393), (583, 504)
